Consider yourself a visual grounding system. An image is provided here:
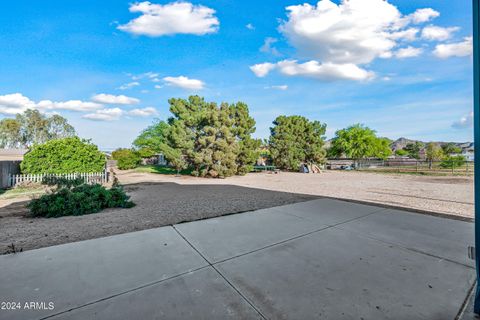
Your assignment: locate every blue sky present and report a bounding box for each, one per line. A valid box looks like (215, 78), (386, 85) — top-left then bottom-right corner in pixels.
(0, 0), (473, 149)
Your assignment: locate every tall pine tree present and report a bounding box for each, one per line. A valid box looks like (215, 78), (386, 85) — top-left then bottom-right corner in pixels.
(163, 96), (259, 178)
(269, 115), (327, 170)
(229, 102), (261, 175)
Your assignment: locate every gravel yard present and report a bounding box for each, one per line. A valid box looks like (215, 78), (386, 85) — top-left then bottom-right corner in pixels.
(116, 169), (474, 219)
(0, 169), (473, 254)
(0, 183), (317, 254)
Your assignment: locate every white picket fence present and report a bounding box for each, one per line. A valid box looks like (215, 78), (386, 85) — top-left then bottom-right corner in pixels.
(8, 171), (109, 187)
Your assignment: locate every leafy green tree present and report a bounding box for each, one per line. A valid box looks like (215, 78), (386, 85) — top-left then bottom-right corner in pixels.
(269, 115), (327, 170)
(16, 109), (50, 146)
(395, 149), (409, 156)
(0, 110), (75, 148)
(441, 143), (462, 155)
(133, 120), (170, 153)
(47, 114), (76, 140)
(329, 124), (391, 163)
(0, 118), (22, 148)
(374, 138), (393, 159)
(404, 141), (424, 159)
(136, 147), (157, 159)
(426, 142), (444, 168)
(112, 148), (141, 170)
(21, 137), (105, 174)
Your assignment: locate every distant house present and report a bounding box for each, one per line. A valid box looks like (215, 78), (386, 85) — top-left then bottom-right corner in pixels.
(0, 149), (28, 161)
(446, 143), (474, 161)
(141, 154), (167, 166)
(460, 143), (474, 161)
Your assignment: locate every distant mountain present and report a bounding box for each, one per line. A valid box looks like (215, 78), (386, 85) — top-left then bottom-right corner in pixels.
(390, 137), (473, 151)
(325, 137), (473, 152)
(390, 137), (419, 151)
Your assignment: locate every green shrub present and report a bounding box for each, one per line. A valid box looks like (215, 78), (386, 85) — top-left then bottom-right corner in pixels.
(41, 176), (85, 189)
(112, 148), (141, 170)
(21, 137), (106, 174)
(440, 155), (466, 169)
(28, 184), (135, 218)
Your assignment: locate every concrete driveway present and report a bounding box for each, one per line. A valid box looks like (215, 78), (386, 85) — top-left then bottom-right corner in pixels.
(0, 198), (475, 319)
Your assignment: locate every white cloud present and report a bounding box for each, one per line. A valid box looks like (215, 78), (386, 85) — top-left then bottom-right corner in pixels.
(260, 37), (280, 55)
(118, 1), (219, 37)
(117, 82), (140, 90)
(154, 85), (164, 89)
(0, 93), (104, 115)
(82, 108), (124, 121)
(163, 76), (205, 90)
(246, 23), (255, 30)
(128, 107), (158, 117)
(36, 100), (103, 112)
(131, 72), (159, 81)
(389, 28), (419, 41)
(276, 60), (374, 81)
(91, 94), (140, 105)
(251, 60), (374, 81)
(394, 46), (423, 59)
(421, 25), (459, 41)
(407, 8), (440, 24)
(452, 111), (473, 129)
(433, 37), (473, 59)
(279, 0), (405, 64)
(265, 85), (288, 90)
(250, 1), (454, 82)
(0, 93), (35, 115)
(250, 63), (276, 77)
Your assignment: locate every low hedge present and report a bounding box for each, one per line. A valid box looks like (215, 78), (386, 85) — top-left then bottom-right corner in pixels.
(28, 184), (135, 218)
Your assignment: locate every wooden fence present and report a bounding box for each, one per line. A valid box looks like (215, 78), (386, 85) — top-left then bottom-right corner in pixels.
(0, 160), (21, 188)
(8, 171), (109, 187)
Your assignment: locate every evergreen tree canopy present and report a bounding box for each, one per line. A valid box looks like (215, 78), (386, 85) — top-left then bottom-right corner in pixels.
(138, 96), (260, 178)
(269, 115), (327, 170)
(229, 102), (261, 175)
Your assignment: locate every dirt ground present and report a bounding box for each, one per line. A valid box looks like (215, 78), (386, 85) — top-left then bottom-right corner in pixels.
(114, 169), (474, 219)
(0, 169), (473, 254)
(0, 182), (317, 254)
